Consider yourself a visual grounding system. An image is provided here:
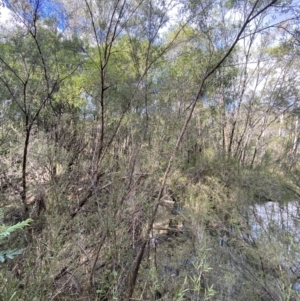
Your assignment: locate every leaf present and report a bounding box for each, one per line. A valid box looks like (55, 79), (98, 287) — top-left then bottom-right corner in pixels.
(0, 209), (32, 262)
(5, 248), (25, 259)
(0, 218), (33, 241)
(0, 249), (25, 262)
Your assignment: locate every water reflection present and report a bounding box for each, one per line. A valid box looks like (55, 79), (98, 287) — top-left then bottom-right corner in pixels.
(249, 201), (300, 240)
(248, 201), (300, 292)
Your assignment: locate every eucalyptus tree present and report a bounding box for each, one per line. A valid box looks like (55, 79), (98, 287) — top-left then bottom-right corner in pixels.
(40, 1), (190, 299)
(127, 1), (295, 299)
(263, 31), (300, 168)
(0, 0), (84, 212)
(220, 19), (300, 168)
(168, 0), (300, 168)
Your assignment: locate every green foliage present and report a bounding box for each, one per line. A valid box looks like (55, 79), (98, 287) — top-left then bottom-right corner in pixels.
(0, 0), (300, 300)
(0, 209), (32, 263)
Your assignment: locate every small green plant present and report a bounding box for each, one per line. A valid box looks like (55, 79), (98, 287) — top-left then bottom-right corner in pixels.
(188, 248), (216, 301)
(0, 209), (32, 263)
(174, 276), (189, 301)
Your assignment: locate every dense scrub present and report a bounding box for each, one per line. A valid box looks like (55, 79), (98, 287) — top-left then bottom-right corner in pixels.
(1, 0), (300, 300)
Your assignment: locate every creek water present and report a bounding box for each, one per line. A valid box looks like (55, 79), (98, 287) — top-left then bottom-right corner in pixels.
(247, 201), (300, 291)
(249, 201), (300, 240)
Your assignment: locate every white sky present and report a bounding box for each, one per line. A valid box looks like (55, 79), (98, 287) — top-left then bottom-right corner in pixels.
(0, 1), (14, 26)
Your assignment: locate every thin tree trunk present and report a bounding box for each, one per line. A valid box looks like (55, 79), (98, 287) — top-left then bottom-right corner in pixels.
(21, 125), (31, 214)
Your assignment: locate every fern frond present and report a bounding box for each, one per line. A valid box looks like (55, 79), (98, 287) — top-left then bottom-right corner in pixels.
(0, 249), (25, 263)
(0, 208), (32, 263)
(0, 218), (33, 240)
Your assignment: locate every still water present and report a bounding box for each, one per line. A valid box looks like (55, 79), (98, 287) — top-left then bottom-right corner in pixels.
(249, 201), (300, 240)
(249, 201), (300, 291)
